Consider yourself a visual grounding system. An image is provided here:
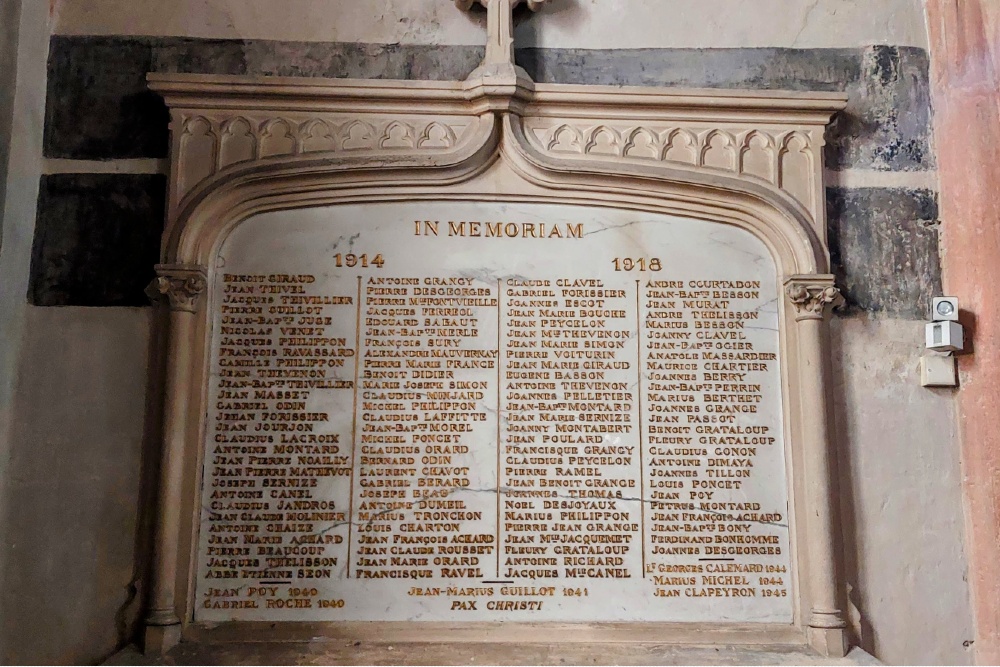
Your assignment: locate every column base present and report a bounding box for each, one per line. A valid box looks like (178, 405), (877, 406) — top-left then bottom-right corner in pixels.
(143, 622), (182, 656)
(808, 626), (848, 658)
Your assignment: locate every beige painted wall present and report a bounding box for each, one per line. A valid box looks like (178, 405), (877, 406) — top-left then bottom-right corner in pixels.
(1, 307), (157, 664)
(832, 315), (974, 664)
(51, 0), (930, 48)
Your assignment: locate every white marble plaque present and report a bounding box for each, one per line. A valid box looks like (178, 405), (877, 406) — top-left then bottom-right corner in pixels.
(197, 202), (793, 624)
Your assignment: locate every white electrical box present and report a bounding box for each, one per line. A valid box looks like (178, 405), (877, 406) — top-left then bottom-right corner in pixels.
(926, 320), (964, 352)
(920, 355), (958, 387)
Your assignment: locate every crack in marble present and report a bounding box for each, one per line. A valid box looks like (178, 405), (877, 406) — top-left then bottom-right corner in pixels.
(582, 219), (649, 237)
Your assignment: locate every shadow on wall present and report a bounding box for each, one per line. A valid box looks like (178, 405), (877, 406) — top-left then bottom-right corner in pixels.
(115, 305), (170, 659)
(828, 318), (874, 656)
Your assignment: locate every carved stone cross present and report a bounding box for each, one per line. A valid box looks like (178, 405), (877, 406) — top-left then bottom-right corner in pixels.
(456, 0), (550, 87)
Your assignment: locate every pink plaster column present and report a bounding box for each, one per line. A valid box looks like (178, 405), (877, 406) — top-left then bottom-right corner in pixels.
(926, 1), (1000, 663)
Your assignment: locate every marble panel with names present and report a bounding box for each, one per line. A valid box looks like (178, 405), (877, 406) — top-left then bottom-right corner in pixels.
(198, 202), (792, 623)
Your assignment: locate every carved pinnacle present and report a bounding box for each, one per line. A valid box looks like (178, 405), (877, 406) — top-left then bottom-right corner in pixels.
(455, 0), (549, 11)
(456, 0), (550, 87)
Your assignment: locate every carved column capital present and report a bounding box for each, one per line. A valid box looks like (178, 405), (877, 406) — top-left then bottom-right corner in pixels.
(151, 264), (208, 313)
(784, 275), (844, 321)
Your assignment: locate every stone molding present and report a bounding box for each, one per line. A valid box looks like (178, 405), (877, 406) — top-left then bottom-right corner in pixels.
(148, 74), (846, 266)
(169, 108), (479, 203)
(784, 275), (845, 321)
(151, 264), (207, 313)
(523, 119), (819, 216)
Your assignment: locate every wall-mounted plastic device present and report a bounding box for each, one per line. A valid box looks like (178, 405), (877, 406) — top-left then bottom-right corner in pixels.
(920, 296), (963, 387)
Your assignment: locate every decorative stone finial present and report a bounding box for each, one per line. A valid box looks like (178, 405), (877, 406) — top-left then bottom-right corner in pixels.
(150, 264), (208, 313)
(784, 276), (845, 321)
(457, 0), (550, 95)
(455, 0), (548, 9)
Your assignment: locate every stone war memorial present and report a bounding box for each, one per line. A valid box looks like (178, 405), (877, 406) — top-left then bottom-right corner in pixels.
(5, 0), (1000, 664)
(145, 0), (853, 661)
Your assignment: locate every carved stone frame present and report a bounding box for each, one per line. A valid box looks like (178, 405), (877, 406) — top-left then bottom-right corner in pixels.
(145, 72), (849, 657)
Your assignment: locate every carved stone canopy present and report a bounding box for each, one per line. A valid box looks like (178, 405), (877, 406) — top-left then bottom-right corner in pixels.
(149, 74), (845, 273)
(143, 9), (851, 658)
(148, 0), (845, 272)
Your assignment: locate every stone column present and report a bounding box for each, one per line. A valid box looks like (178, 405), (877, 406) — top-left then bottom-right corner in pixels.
(144, 264), (207, 655)
(926, 2), (1000, 663)
(784, 275), (847, 658)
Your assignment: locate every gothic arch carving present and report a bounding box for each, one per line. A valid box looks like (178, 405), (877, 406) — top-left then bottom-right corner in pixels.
(152, 76), (841, 280)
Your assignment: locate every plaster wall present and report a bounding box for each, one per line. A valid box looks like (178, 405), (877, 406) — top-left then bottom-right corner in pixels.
(0, 0), (977, 664)
(50, 0), (930, 49)
(2, 307), (157, 665)
(0, 0), (20, 221)
(831, 315), (972, 663)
